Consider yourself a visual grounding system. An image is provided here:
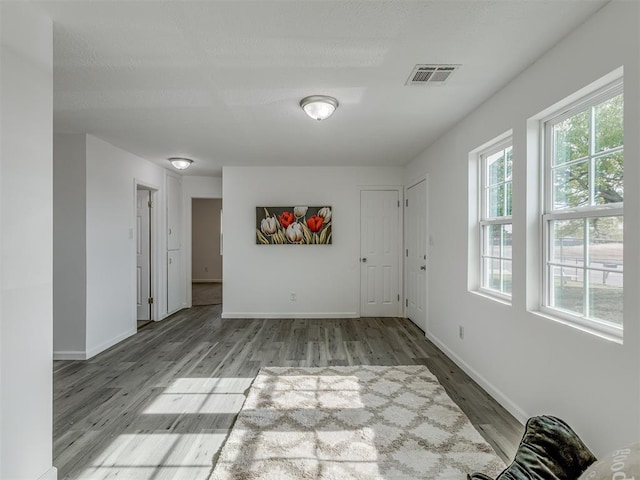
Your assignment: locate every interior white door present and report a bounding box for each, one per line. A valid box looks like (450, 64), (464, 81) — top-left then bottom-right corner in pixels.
(406, 180), (427, 331)
(360, 190), (401, 317)
(136, 189), (151, 320)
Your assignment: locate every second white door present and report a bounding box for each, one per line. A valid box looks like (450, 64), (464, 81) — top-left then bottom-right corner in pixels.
(406, 180), (427, 331)
(360, 190), (401, 317)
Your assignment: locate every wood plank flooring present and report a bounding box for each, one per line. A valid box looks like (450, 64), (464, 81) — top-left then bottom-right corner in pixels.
(53, 306), (523, 479)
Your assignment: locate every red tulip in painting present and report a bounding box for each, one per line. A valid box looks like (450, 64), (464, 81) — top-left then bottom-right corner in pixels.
(278, 211), (295, 229)
(307, 215), (324, 233)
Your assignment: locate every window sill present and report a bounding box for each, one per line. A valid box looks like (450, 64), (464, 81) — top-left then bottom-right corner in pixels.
(531, 308), (623, 344)
(471, 289), (512, 307)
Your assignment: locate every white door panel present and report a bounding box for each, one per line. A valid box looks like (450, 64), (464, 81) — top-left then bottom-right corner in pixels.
(167, 175), (181, 251)
(406, 180), (427, 331)
(136, 189), (151, 320)
(360, 190), (401, 317)
(167, 250), (182, 313)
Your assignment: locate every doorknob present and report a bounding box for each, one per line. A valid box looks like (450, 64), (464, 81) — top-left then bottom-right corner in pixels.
(420, 265), (426, 270)
(361, 258), (367, 263)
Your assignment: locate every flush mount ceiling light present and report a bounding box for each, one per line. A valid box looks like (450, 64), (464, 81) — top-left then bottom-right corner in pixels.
(300, 95), (339, 121)
(168, 157), (193, 170)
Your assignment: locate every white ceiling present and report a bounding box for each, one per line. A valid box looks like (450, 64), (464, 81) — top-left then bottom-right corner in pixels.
(37, 0), (608, 176)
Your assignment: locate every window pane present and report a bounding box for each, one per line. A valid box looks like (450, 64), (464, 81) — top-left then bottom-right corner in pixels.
(589, 271), (622, 325)
(553, 110), (590, 165)
(502, 224), (512, 260)
(502, 259), (512, 295)
(487, 150), (504, 186)
(551, 219), (584, 265)
(487, 185), (504, 217)
(484, 224), (501, 257)
(505, 147), (513, 181)
(594, 93), (623, 154)
(484, 258), (501, 291)
(505, 181), (512, 216)
(551, 265), (584, 315)
(553, 161), (589, 209)
(594, 151), (623, 204)
(588, 216), (623, 268)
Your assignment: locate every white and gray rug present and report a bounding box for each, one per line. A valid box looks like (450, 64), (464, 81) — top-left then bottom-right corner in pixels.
(210, 365), (505, 479)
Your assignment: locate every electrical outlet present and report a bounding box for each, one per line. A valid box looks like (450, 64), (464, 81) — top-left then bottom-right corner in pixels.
(459, 325), (464, 340)
(290, 292), (297, 302)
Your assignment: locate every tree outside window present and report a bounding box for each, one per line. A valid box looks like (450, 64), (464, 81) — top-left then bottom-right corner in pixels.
(544, 84), (623, 329)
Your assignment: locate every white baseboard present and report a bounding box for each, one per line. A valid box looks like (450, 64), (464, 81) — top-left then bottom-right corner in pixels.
(221, 312), (358, 319)
(53, 350), (86, 360)
(192, 278), (222, 283)
(425, 331), (528, 425)
(85, 328), (137, 360)
(38, 466), (58, 480)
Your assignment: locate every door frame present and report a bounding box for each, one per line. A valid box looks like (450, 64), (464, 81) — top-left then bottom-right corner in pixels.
(404, 175), (429, 332)
(359, 186), (404, 318)
(185, 195), (223, 308)
(133, 180), (160, 322)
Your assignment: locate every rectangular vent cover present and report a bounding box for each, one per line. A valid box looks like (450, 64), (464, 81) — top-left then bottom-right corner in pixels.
(406, 64), (460, 85)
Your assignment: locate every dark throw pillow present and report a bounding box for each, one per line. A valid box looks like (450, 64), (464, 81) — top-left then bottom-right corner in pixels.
(468, 415), (597, 480)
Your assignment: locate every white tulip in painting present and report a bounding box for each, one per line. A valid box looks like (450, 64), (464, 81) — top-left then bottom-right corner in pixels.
(260, 217), (277, 235)
(318, 207), (332, 223)
(293, 206), (308, 218)
(285, 223), (304, 243)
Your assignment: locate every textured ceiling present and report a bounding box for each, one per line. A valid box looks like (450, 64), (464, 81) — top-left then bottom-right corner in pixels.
(37, 0), (608, 176)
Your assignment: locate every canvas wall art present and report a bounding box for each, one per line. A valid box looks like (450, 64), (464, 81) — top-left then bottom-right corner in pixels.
(256, 206), (332, 245)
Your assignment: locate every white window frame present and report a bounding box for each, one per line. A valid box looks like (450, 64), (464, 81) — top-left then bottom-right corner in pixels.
(541, 79), (623, 339)
(479, 137), (513, 301)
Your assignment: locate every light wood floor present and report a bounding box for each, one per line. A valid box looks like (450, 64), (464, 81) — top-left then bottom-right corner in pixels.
(53, 306), (523, 479)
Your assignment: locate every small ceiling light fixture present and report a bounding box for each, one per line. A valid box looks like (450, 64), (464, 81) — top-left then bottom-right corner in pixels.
(300, 95), (339, 121)
(168, 157), (193, 170)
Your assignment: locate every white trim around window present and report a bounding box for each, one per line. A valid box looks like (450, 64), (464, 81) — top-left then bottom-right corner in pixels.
(479, 137), (513, 300)
(541, 78), (624, 340)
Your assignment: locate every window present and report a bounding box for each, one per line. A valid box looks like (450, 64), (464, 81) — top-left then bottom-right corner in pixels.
(543, 81), (623, 335)
(480, 139), (513, 298)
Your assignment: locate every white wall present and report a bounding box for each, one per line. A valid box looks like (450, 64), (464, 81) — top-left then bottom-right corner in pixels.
(405, 0), (639, 455)
(85, 135), (168, 357)
(53, 134), (87, 358)
(223, 166), (404, 318)
(183, 176), (222, 306)
(192, 198), (223, 282)
(0, 3), (56, 479)
(183, 176), (222, 199)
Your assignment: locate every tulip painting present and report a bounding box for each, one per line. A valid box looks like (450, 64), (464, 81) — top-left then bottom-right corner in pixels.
(256, 206), (332, 245)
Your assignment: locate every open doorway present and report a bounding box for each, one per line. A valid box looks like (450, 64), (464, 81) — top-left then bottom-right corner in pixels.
(191, 198), (223, 306)
(136, 185), (156, 330)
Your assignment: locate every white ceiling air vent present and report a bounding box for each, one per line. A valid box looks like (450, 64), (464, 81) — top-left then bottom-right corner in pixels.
(406, 64), (460, 86)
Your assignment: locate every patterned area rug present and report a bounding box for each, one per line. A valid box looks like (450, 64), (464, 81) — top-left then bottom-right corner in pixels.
(210, 365), (505, 479)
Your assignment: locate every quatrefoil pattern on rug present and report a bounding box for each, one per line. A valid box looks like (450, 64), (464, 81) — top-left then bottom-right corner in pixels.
(211, 365), (505, 480)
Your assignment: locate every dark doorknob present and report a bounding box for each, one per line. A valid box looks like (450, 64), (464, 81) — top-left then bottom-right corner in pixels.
(361, 258), (367, 263)
(420, 265), (426, 270)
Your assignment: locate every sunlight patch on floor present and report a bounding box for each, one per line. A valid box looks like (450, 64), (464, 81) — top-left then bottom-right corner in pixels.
(163, 376), (253, 394)
(79, 432), (226, 480)
(143, 392), (246, 415)
(143, 376), (251, 415)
